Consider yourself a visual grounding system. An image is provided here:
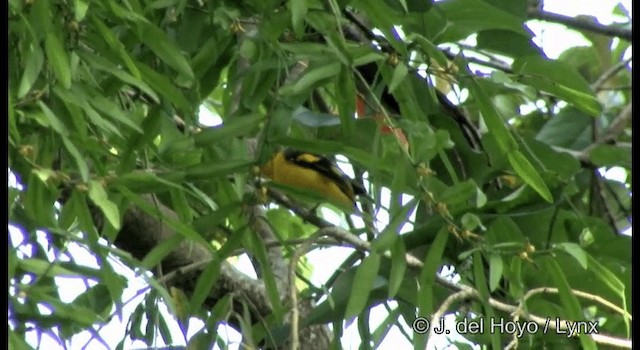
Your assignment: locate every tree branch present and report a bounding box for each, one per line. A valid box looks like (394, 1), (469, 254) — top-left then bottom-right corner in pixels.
(527, 9), (631, 41)
(304, 224), (632, 348)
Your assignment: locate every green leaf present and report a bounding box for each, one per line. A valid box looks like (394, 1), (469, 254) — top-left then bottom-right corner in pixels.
(87, 180), (121, 230)
(544, 258), (597, 349)
(553, 242), (588, 269)
(290, 0), (307, 38)
(345, 253), (381, 319)
(520, 76), (602, 117)
(387, 239), (407, 299)
(141, 234), (184, 269)
(586, 255), (624, 293)
(181, 160), (253, 181)
(507, 150), (553, 203)
(406, 33), (448, 67)
(279, 62), (341, 95)
(388, 63), (409, 93)
(44, 33), (72, 89)
(137, 62), (192, 113)
(37, 101), (69, 136)
(488, 253), (503, 292)
(417, 227), (449, 316)
(88, 96), (144, 133)
(74, 0), (89, 21)
(89, 15), (141, 79)
(473, 251), (501, 349)
(137, 20), (194, 82)
(115, 186), (211, 248)
(588, 144), (631, 169)
(20, 258), (95, 278)
(18, 43), (45, 98)
(194, 114), (265, 146)
(189, 260), (221, 314)
(462, 72), (517, 155)
(77, 51), (157, 102)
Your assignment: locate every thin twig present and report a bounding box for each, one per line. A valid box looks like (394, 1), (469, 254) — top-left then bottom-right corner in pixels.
(527, 9), (631, 41)
(591, 57), (632, 91)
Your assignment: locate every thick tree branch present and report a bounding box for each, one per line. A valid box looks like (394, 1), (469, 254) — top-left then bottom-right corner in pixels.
(527, 9), (631, 41)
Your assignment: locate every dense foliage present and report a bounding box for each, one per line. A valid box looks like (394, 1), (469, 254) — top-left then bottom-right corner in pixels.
(8, 0), (631, 349)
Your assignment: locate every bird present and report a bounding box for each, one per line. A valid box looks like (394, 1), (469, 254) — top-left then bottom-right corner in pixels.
(259, 148), (367, 210)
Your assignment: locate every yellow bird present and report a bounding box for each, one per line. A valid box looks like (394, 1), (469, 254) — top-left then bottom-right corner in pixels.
(259, 149), (367, 209)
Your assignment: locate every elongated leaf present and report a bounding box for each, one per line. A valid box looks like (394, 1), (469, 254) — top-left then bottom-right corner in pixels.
(345, 253), (381, 319)
(88, 180), (121, 230)
(462, 72), (517, 155)
(20, 258), (94, 278)
(388, 62), (408, 93)
(488, 253), (503, 292)
(189, 260), (221, 314)
(279, 62), (341, 95)
(115, 186), (211, 248)
(89, 15), (141, 78)
(137, 20), (194, 82)
(473, 251), (501, 349)
(18, 43), (45, 98)
(544, 258), (597, 350)
(45, 33), (72, 88)
(194, 114), (265, 146)
(508, 150), (553, 203)
(388, 239), (407, 299)
(290, 0), (307, 37)
(141, 234), (184, 269)
(554, 242), (587, 269)
(417, 227), (449, 316)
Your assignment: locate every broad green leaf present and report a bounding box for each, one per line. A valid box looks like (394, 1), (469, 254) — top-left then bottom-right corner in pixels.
(425, 0), (528, 44)
(74, 0), (89, 21)
(536, 107), (592, 148)
(586, 255), (624, 292)
(507, 150), (553, 203)
(88, 180), (122, 230)
(553, 242), (588, 269)
(44, 33), (72, 88)
(345, 253), (381, 319)
(588, 144), (631, 169)
(18, 43), (45, 98)
(89, 15), (141, 78)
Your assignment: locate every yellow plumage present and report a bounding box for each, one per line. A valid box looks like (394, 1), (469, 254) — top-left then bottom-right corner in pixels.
(259, 149), (366, 209)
